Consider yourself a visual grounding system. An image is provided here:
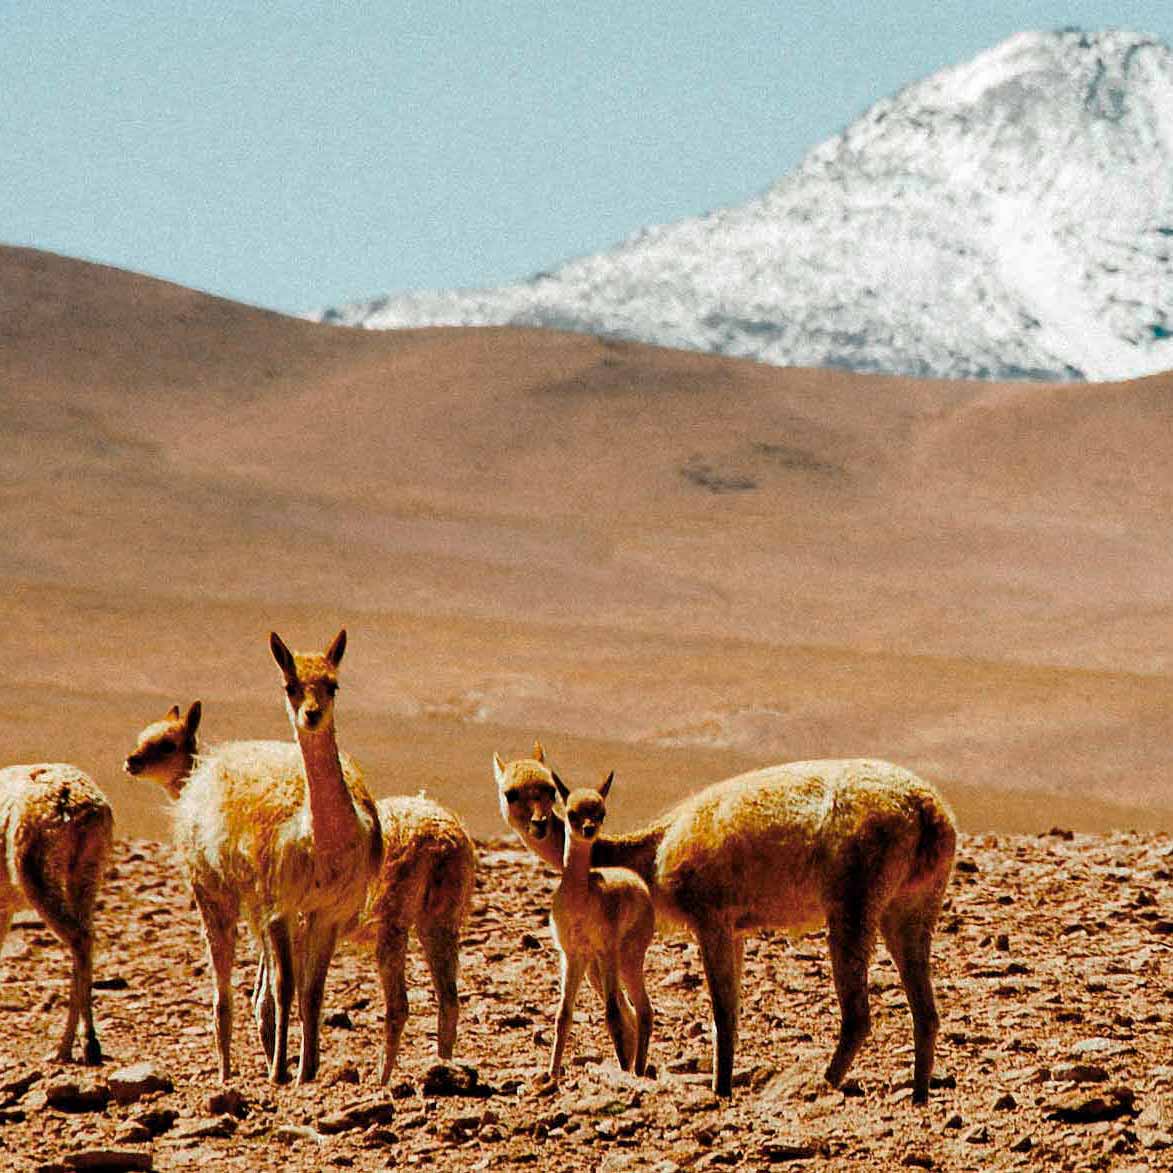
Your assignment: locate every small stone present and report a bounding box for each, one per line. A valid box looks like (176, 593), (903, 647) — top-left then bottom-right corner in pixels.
(173, 1114), (238, 1139)
(132, 1107), (177, 1136)
(328, 1062), (361, 1086)
(1009, 1134), (1033, 1153)
(60, 1151), (153, 1172)
(1052, 1063), (1109, 1084)
(963, 1125), (990, 1144)
(1045, 1085), (1138, 1123)
(993, 1092), (1017, 1111)
(1070, 1037), (1130, 1058)
(942, 1114), (963, 1130)
(274, 1124), (325, 1145)
(422, 1062), (495, 1098)
(205, 1088), (248, 1118)
(995, 933), (1011, 952)
(901, 1153), (934, 1169)
(1139, 1129), (1173, 1151)
(107, 1062), (173, 1106)
(324, 1009), (353, 1029)
(0, 1069), (42, 1102)
(760, 1140), (821, 1162)
(317, 1097), (397, 1135)
(45, 1078), (112, 1113)
(113, 1122), (153, 1145)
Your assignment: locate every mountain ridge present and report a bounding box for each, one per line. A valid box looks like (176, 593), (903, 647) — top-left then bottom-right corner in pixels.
(320, 28), (1173, 382)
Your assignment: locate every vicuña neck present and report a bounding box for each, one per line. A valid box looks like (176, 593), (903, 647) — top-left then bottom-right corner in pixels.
(561, 832), (594, 889)
(296, 724), (356, 856)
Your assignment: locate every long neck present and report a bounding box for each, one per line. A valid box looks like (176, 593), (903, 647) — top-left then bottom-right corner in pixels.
(524, 812), (666, 886)
(561, 831), (594, 894)
(296, 722), (358, 856)
(166, 748), (196, 800)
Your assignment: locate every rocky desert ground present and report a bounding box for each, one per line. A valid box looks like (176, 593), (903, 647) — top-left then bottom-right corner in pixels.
(0, 827), (1169, 1172)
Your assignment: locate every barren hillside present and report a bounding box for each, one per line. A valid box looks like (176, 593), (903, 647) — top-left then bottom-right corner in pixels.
(1, 244), (1171, 840)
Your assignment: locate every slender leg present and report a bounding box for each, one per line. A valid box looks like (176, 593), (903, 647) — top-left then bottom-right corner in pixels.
(376, 921), (410, 1083)
(824, 907), (878, 1091)
(22, 859), (98, 1066)
(419, 920), (461, 1061)
(589, 959), (636, 1060)
(696, 923), (742, 1097)
(881, 898), (942, 1104)
(192, 885), (238, 1083)
(265, 919), (295, 1084)
(252, 951), (275, 1062)
(549, 952), (588, 1081)
(297, 915), (339, 1084)
(620, 949), (654, 1077)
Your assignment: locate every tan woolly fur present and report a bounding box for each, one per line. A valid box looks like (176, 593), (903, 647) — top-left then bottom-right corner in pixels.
(126, 702), (473, 1083)
(495, 745), (956, 1102)
(0, 762), (113, 1065)
(130, 631), (383, 1085)
(544, 771), (654, 1084)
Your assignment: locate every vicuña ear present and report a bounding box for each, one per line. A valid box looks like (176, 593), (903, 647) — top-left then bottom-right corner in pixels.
(552, 771), (571, 803)
(325, 628), (347, 668)
(492, 752), (507, 784)
(598, 771), (614, 800)
(186, 700), (202, 737)
(532, 740), (545, 763)
(167, 705), (181, 720)
(270, 631), (296, 677)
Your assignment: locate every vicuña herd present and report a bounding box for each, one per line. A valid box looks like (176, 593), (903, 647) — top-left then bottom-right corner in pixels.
(2, 629), (957, 1106)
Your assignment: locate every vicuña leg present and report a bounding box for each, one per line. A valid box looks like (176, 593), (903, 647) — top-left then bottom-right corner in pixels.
(419, 921), (461, 1062)
(252, 954), (275, 1063)
(824, 907), (877, 1090)
(297, 914), (339, 1084)
(881, 895), (943, 1104)
(193, 883), (238, 1082)
(265, 919), (296, 1084)
(620, 950), (654, 1077)
(376, 921), (410, 1084)
(549, 952), (588, 1080)
(600, 959), (633, 1071)
(696, 923), (742, 1097)
(21, 854), (100, 1065)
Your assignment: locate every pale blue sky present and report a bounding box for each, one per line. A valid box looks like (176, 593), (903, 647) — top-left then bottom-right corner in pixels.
(4, 2), (1171, 314)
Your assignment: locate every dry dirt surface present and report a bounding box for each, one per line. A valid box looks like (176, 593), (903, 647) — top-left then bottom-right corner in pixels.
(0, 831), (1169, 1171)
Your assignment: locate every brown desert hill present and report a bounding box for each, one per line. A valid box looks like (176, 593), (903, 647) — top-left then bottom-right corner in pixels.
(1, 243), (1171, 842)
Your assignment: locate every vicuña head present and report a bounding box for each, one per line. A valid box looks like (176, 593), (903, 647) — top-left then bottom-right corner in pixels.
(124, 702), (201, 799)
(493, 740), (558, 845)
(270, 628), (346, 736)
(554, 769), (612, 846)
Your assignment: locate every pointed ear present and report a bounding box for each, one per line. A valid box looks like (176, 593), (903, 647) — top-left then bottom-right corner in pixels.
(186, 700), (202, 737)
(492, 753), (507, 785)
(598, 771), (614, 800)
(270, 631), (296, 677)
(167, 704), (181, 720)
(325, 628), (347, 668)
(532, 739), (545, 763)
(552, 771), (571, 803)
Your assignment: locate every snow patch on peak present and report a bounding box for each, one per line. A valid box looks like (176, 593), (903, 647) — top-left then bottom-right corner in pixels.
(319, 28), (1173, 383)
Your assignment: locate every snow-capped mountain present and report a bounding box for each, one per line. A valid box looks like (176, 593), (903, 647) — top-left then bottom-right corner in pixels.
(320, 29), (1173, 382)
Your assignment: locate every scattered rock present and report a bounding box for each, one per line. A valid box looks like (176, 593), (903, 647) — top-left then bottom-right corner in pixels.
(760, 1139), (824, 1162)
(132, 1107), (177, 1137)
(317, 1097), (397, 1135)
(422, 1062), (495, 1098)
(107, 1062), (173, 1106)
(324, 1009), (353, 1029)
(60, 1151), (153, 1172)
(205, 1088), (248, 1118)
(172, 1114), (238, 1140)
(901, 1153), (934, 1169)
(1009, 1133), (1034, 1152)
(1052, 1062), (1110, 1084)
(0, 1069), (42, 1103)
(44, 1078), (112, 1113)
(1045, 1085), (1138, 1123)
(274, 1124), (325, 1145)
(993, 1092), (1017, 1110)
